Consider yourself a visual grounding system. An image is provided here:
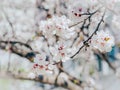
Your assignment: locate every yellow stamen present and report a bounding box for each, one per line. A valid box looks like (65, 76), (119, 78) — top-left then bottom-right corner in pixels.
(104, 37), (110, 41)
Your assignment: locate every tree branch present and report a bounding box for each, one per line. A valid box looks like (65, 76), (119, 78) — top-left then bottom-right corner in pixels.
(71, 10), (105, 58)
(0, 40), (36, 62)
(6, 72), (83, 90)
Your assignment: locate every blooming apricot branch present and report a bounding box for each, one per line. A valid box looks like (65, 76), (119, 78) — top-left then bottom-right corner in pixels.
(0, 0), (119, 90)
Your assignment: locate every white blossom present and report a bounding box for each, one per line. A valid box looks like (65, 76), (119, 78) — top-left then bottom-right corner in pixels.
(39, 15), (75, 39)
(49, 41), (72, 62)
(91, 30), (115, 52)
(27, 72), (36, 79)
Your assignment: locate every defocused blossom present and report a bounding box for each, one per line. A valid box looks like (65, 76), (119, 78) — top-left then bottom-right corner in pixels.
(91, 30), (115, 52)
(30, 37), (43, 52)
(27, 72), (36, 79)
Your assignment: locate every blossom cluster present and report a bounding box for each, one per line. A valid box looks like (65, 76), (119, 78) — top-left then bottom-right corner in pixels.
(39, 15), (75, 39)
(49, 41), (76, 62)
(37, 13), (115, 72)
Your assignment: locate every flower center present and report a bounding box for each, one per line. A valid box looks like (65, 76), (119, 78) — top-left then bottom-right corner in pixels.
(104, 37), (110, 41)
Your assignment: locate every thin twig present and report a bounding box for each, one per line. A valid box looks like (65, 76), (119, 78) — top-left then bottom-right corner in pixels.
(71, 10), (105, 58)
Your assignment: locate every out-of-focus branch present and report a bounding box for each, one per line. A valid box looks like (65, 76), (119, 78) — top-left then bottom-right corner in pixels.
(0, 40), (85, 89)
(0, 40), (36, 62)
(1, 10), (36, 62)
(57, 62), (83, 86)
(8, 72), (83, 90)
(0, 40), (85, 86)
(94, 50), (116, 72)
(99, 52), (116, 71)
(2, 10), (15, 37)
